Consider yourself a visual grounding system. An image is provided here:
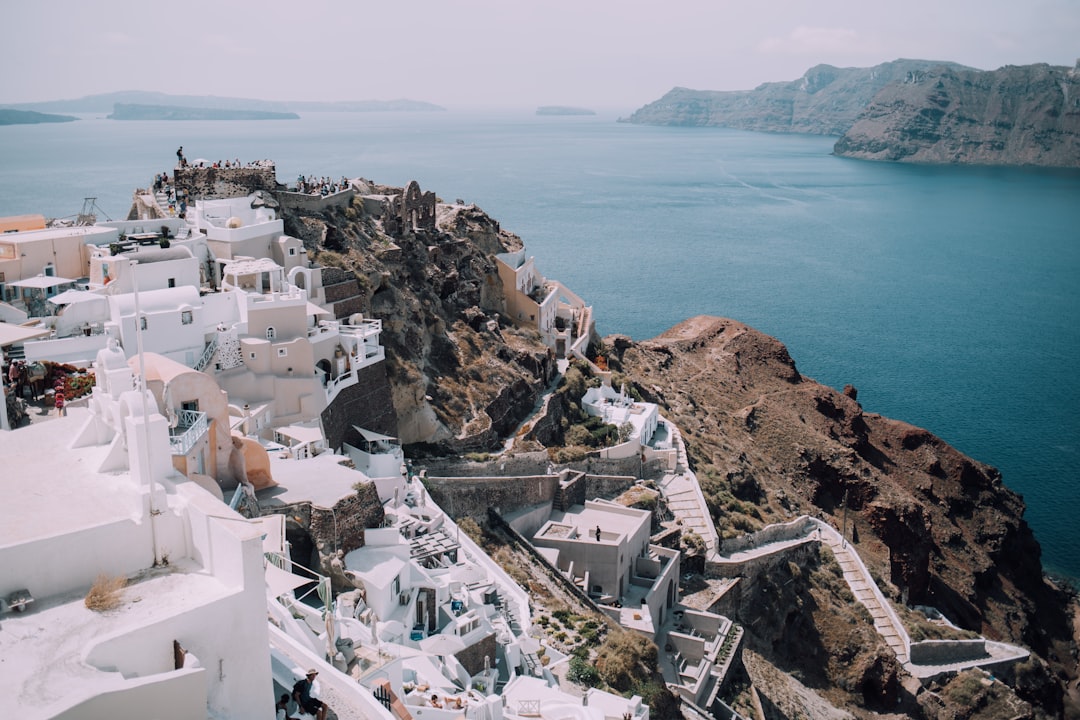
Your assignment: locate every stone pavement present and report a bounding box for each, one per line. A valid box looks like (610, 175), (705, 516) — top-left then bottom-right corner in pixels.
(656, 420), (719, 555)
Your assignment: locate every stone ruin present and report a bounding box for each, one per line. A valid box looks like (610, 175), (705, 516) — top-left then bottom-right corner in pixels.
(382, 180), (437, 237)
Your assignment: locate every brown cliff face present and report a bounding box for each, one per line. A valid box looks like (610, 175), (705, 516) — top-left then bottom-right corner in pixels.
(834, 63), (1080, 166)
(606, 316), (1078, 716)
(280, 190), (555, 453)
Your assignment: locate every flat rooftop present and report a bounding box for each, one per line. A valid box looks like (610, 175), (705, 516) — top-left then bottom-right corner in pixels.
(0, 407), (141, 549)
(0, 561), (231, 717)
(258, 453), (372, 510)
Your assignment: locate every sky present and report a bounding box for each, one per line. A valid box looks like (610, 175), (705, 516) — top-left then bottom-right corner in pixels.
(2, 0), (1078, 112)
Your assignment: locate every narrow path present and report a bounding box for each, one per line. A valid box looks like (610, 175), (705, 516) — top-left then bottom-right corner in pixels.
(656, 420), (719, 555)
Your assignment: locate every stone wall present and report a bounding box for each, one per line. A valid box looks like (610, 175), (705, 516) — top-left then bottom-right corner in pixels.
(718, 516), (815, 555)
(420, 451), (551, 478)
(262, 481), (384, 572)
(706, 538), (819, 581)
(424, 475), (560, 525)
(454, 632), (498, 677)
(908, 639), (987, 666)
(309, 483), (384, 557)
(321, 362), (399, 452)
(174, 165), (279, 199)
(555, 454), (667, 480)
(324, 278), (362, 304)
(277, 189), (356, 213)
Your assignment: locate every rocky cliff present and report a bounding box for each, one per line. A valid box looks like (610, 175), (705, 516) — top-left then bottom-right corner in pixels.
(604, 317), (1079, 717)
(283, 183), (1078, 716)
(621, 59), (971, 135)
(278, 186), (555, 454)
(833, 62), (1080, 166)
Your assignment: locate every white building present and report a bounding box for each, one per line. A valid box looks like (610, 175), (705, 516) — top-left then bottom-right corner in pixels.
(581, 384), (660, 460)
(0, 343), (274, 719)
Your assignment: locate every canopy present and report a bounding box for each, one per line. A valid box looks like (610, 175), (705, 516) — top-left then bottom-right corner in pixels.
(9, 276), (76, 289)
(265, 562), (312, 599)
(353, 426), (398, 443)
(0, 323), (51, 347)
(48, 289), (104, 305)
(419, 632), (467, 656)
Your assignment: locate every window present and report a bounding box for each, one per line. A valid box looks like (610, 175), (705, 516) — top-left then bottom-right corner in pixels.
(266, 327), (276, 340)
(277, 347), (288, 357)
(391, 575), (401, 596)
(140, 316), (148, 330)
(288, 247), (298, 256)
(167, 278), (176, 288)
(181, 310), (193, 325)
(250, 352), (256, 359)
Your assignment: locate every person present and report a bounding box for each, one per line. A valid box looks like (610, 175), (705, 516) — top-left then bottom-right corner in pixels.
(595, 525), (602, 542)
(292, 669), (327, 720)
(276, 693), (298, 720)
(176, 146), (185, 166)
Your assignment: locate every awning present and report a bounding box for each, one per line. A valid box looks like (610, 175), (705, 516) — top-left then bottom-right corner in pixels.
(265, 562), (312, 599)
(49, 289), (104, 305)
(353, 426), (398, 443)
(306, 302), (331, 316)
(0, 323), (51, 347)
(9, 276), (76, 289)
(276, 424), (324, 444)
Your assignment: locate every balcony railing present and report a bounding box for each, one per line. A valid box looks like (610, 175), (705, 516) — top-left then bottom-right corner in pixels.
(169, 409), (208, 456)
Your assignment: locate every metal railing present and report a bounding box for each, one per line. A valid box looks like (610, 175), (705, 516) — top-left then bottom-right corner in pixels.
(169, 409), (207, 455)
(193, 337), (218, 372)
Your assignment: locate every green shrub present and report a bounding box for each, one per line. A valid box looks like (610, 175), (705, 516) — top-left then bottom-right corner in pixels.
(567, 656), (600, 686)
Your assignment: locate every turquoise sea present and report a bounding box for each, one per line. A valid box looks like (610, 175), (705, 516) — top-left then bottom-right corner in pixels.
(1, 112), (1077, 581)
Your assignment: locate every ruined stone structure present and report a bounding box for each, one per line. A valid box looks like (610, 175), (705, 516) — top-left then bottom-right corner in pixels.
(383, 181), (437, 237)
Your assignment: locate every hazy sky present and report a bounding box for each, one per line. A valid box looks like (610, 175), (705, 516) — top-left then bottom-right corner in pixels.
(3, 0), (1077, 111)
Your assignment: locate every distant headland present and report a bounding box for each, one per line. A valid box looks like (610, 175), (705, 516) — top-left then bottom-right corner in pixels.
(0, 91), (445, 115)
(622, 58), (1080, 167)
(0, 109), (77, 126)
(536, 106), (596, 116)
(107, 103), (299, 121)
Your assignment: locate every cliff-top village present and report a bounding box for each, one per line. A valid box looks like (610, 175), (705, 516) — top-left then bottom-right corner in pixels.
(0, 160), (1035, 720)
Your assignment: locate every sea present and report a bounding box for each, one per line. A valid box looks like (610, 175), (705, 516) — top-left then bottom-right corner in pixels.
(1, 111), (1077, 582)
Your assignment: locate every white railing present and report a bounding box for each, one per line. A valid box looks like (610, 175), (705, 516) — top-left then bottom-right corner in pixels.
(169, 410), (208, 456)
(193, 337), (218, 372)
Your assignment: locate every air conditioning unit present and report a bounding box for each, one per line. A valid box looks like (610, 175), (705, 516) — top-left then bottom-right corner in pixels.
(399, 591), (409, 605)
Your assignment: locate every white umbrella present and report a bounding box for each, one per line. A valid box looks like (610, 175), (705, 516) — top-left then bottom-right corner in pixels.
(420, 632), (466, 656)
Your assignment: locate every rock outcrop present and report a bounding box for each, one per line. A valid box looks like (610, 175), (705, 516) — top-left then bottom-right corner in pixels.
(620, 59), (971, 135)
(278, 190), (556, 454)
(604, 316), (1078, 716)
(833, 62), (1080, 166)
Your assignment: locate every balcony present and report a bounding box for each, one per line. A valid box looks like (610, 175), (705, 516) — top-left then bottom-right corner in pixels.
(169, 409), (208, 456)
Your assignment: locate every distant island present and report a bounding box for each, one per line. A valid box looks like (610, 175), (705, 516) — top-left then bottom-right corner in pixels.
(0, 91), (446, 114)
(536, 106), (596, 116)
(620, 59), (972, 135)
(623, 58), (1080, 167)
(833, 62), (1080, 167)
(108, 103), (299, 121)
(0, 109), (77, 126)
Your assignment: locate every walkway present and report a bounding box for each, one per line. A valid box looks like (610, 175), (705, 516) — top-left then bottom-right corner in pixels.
(818, 526), (909, 664)
(656, 420), (719, 555)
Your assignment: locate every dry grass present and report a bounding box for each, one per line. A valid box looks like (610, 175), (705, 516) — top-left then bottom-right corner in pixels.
(84, 573), (127, 612)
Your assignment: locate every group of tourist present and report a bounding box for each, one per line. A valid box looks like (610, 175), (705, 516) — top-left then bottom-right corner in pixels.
(153, 171), (186, 217)
(294, 174), (351, 196)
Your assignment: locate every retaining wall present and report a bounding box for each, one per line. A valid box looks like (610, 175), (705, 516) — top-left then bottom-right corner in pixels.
(909, 639), (987, 665)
